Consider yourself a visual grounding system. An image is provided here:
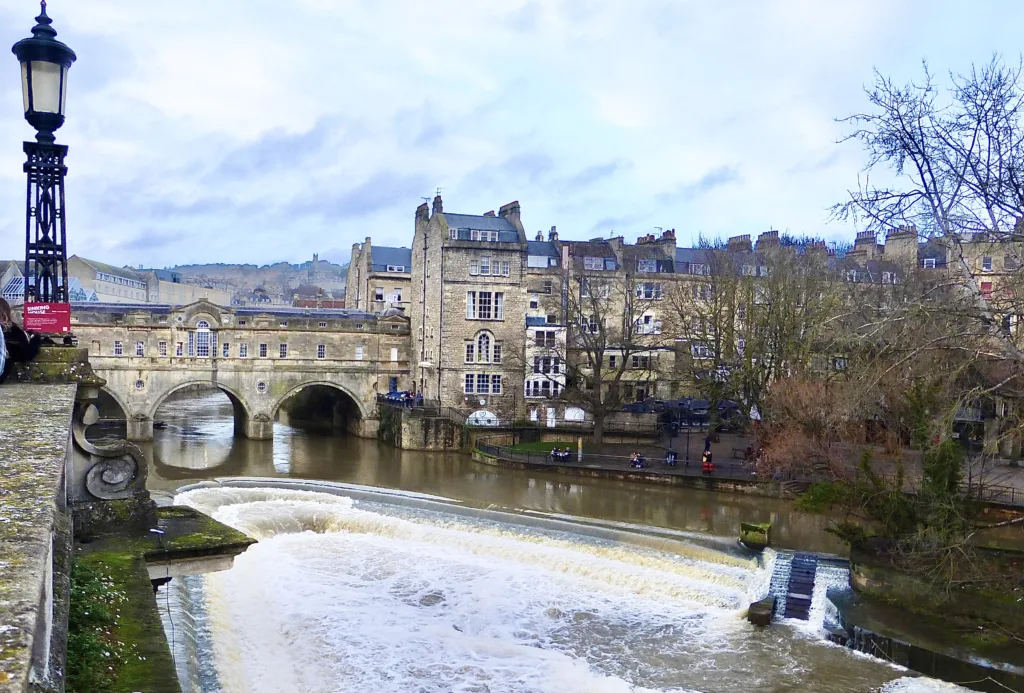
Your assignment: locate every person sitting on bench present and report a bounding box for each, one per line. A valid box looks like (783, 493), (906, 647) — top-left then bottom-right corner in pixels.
(665, 450), (678, 467)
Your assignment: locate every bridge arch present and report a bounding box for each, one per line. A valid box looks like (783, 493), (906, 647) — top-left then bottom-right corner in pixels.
(272, 380), (366, 436)
(148, 380), (254, 421)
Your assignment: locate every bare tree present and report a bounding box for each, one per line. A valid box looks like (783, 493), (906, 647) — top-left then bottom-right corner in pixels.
(546, 265), (667, 446)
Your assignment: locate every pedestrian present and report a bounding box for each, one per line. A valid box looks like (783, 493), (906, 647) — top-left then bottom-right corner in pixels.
(0, 298), (41, 383)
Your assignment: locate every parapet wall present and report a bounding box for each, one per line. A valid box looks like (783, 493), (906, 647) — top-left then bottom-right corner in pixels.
(0, 383), (77, 692)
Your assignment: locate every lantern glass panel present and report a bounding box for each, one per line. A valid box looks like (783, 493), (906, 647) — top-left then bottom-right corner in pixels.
(60, 65), (68, 114)
(20, 62), (30, 113)
(29, 60), (62, 114)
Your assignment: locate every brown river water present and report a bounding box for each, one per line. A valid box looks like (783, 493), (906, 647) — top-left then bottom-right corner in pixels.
(89, 390), (970, 693)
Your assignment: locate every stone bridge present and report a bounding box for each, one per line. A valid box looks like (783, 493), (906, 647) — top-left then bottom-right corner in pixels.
(71, 300), (412, 440)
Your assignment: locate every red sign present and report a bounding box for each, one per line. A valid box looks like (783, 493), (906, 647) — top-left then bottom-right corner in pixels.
(24, 302), (72, 334)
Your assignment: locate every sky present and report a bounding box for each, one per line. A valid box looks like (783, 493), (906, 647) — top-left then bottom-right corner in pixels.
(0, 1), (1022, 268)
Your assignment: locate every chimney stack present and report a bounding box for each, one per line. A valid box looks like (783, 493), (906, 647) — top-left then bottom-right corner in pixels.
(548, 225), (558, 242)
(727, 234), (752, 253)
(483, 210), (495, 217)
(432, 194), (443, 215)
(415, 202), (429, 221)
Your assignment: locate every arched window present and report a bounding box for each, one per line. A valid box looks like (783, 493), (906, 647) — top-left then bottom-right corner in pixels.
(195, 320), (211, 358)
(477, 332), (491, 362)
(467, 409), (499, 427)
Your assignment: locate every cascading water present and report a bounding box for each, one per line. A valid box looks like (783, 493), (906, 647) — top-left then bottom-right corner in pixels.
(162, 485), (971, 693)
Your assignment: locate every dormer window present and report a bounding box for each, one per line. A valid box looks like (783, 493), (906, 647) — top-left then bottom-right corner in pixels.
(637, 258), (657, 273)
(386, 265), (405, 272)
(923, 258), (936, 269)
(450, 228), (458, 240)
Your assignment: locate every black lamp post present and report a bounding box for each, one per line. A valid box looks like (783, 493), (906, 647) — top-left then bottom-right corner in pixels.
(12, 1), (76, 304)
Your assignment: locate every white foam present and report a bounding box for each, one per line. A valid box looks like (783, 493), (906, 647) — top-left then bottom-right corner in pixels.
(881, 677), (973, 692)
(177, 486), (952, 692)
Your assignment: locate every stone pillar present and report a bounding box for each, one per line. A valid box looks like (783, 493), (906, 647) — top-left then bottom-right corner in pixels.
(126, 415), (154, 442)
(243, 414), (274, 440)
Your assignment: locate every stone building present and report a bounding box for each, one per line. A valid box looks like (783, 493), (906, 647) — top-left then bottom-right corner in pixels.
(410, 196), (530, 423)
(69, 255), (149, 303)
(346, 238), (413, 313)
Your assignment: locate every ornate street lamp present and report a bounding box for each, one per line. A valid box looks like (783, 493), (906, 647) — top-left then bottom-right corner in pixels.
(12, 1), (76, 304)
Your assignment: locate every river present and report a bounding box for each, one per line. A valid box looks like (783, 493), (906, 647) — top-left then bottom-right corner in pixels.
(99, 390), (971, 692)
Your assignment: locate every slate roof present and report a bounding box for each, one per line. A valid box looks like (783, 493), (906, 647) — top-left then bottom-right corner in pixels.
(72, 256), (146, 281)
(527, 241), (558, 257)
(918, 239), (947, 266)
(369, 246), (412, 271)
(675, 247), (713, 271)
(444, 213), (520, 242)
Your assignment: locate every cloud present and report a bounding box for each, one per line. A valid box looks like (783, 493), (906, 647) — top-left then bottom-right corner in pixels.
(1, 0), (1020, 265)
(658, 166), (741, 203)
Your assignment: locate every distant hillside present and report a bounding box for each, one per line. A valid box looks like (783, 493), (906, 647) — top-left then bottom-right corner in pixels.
(168, 257), (348, 300)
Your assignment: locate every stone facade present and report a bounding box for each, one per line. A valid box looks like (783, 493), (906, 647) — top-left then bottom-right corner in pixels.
(346, 237), (413, 314)
(411, 196), (530, 422)
(71, 300), (411, 440)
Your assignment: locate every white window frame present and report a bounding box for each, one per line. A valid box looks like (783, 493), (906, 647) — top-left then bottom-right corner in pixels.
(259, 343), (268, 358)
(175, 342), (183, 357)
(982, 256), (993, 272)
(317, 344), (326, 359)
(135, 341), (145, 357)
(158, 341), (167, 357)
(356, 345), (364, 361)
(222, 342), (230, 358)
(114, 341), (123, 356)
(923, 258), (936, 269)
(239, 343), (248, 358)
(391, 347), (399, 362)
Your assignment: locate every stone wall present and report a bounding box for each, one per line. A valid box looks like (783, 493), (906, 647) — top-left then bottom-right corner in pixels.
(0, 383), (77, 692)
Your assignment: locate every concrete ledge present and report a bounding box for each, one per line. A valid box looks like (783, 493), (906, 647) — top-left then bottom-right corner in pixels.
(0, 383), (77, 692)
(469, 448), (802, 499)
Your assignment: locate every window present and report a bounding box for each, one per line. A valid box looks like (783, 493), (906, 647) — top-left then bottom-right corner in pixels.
(982, 257), (993, 272)
(470, 229), (499, 242)
(256, 381), (268, 394)
(176, 342), (183, 357)
(280, 343), (288, 358)
(981, 281), (993, 300)
(546, 314), (557, 324)
(465, 373), (475, 393)
(923, 258), (936, 269)
(375, 287), (384, 301)
(741, 265), (755, 276)
(356, 346), (364, 360)
(690, 263), (709, 275)
(476, 373), (490, 394)
(691, 344), (712, 359)
(319, 321), (328, 328)
(535, 330), (557, 348)
(222, 342), (230, 358)
(583, 256), (604, 271)
(477, 333), (491, 362)
(114, 341), (123, 356)
(466, 291), (504, 320)
(758, 266), (769, 277)
(833, 357), (848, 371)
(846, 270), (858, 282)
(195, 320), (211, 358)
(543, 280), (552, 294)
(317, 344), (326, 359)
(465, 343), (475, 363)
(238, 320), (247, 327)
(580, 278), (608, 298)
(636, 282), (663, 300)
(480, 255), (490, 275)
(491, 375), (502, 394)
(881, 271), (891, 283)
(530, 294), (539, 309)
(158, 341), (167, 357)
(609, 355), (617, 368)
(386, 265), (405, 272)
(737, 338), (746, 355)
(632, 354), (650, 369)
(279, 321), (288, 328)
(391, 347), (398, 362)
(582, 315), (599, 333)
(136, 341), (145, 356)
(450, 228), (458, 240)
(493, 343), (502, 364)
(1004, 255), (1019, 271)
(737, 304), (747, 320)
(239, 343), (248, 358)
(394, 288), (403, 302)
(502, 261), (510, 276)
(638, 258), (657, 273)
(259, 343), (268, 358)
